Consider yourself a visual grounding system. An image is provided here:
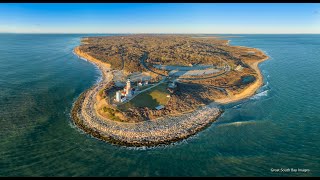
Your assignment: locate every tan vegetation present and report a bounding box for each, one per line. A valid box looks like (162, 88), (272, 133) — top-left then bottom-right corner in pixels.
(77, 35), (268, 122)
(71, 35), (269, 146)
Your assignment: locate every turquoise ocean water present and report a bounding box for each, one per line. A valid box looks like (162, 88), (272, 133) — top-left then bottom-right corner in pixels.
(0, 34), (319, 176)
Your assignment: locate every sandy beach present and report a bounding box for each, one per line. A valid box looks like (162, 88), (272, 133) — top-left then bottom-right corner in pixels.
(215, 48), (269, 104)
(74, 47), (111, 75)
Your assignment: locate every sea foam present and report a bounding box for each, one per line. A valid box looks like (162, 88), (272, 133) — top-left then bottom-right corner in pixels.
(250, 89), (269, 100)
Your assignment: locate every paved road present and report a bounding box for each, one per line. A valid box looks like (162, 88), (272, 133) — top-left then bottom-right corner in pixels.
(140, 52), (230, 81)
(140, 52), (167, 76)
(139, 52), (232, 92)
(177, 56), (231, 81)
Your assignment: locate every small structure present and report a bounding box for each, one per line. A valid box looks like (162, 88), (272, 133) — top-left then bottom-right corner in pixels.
(168, 80), (177, 89)
(155, 105), (164, 110)
(115, 91), (121, 102)
(167, 88), (175, 93)
(235, 65), (243, 71)
(121, 97), (127, 103)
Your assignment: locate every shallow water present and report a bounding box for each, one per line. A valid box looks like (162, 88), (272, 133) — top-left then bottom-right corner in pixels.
(0, 34), (319, 176)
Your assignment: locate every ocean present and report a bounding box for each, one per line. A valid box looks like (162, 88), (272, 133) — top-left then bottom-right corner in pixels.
(0, 34), (319, 176)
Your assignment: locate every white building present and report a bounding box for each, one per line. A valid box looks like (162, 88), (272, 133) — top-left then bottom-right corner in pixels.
(155, 105), (164, 110)
(115, 91), (121, 102)
(235, 65), (243, 71)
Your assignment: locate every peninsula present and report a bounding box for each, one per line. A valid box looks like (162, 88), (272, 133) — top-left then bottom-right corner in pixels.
(71, 35), (268, 147)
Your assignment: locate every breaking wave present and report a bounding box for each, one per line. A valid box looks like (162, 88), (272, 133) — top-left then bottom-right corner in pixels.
(250, 89), (269, 100)
(217, 119), (257, 127)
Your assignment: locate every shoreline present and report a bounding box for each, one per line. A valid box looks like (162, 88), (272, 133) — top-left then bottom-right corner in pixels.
(74, 47), (111, 79)
(70, 37), (269, 147)
(214, 48), (269, 104)
(71, 46), (222, 147)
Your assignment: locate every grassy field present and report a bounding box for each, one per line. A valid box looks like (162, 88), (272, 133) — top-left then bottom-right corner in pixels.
(118, 83), (170, 111)
(101, 107), (122, 121)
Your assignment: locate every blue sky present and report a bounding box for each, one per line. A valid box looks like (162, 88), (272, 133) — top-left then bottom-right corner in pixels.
(0, 3), (319, 34)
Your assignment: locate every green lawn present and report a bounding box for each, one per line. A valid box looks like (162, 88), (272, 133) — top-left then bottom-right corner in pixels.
(102, 107), (121, 121)
(118, 83), (170, 111)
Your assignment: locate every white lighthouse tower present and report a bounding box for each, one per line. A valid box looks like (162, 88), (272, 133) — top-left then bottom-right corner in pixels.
(125, 79), (131, 97)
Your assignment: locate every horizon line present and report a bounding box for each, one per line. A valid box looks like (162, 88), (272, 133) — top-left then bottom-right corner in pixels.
(1, 32), (320, 35)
